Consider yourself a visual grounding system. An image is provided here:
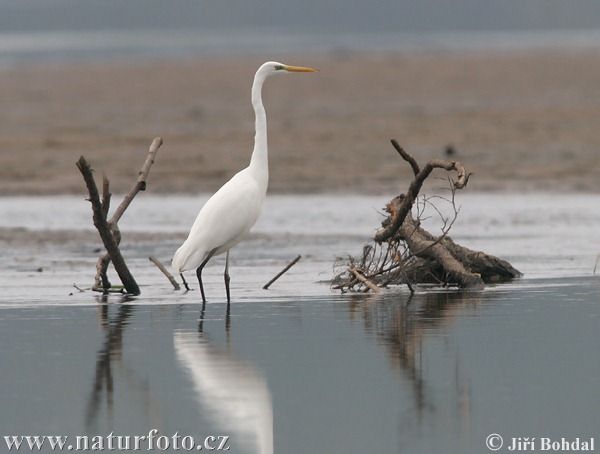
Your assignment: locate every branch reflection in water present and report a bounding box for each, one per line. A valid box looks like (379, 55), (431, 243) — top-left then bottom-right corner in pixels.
(174, 312), (273, 454)
(85, 296), (163, 433)
(346, 290), (483, 435)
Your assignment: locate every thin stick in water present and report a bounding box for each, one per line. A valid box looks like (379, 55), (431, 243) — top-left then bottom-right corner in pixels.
(349, 268), (383, 293)
(149, 255), (181, 290)
(263, 255), (301, 290)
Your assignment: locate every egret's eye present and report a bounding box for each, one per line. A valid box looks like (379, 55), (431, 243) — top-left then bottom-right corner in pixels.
(274, 65), (285, 71)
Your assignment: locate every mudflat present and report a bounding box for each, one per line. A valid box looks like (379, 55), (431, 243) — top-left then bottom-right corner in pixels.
(1, 50), (599, 195)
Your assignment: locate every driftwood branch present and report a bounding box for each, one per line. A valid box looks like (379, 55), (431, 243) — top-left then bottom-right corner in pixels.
(78, 137), (163, 296)
(101, 175), (111, 220)
(94, 255), (112, 291)
(109, 137), (162, 226)
(374, 140), (471, 244)
(76, 157), (141, 295)
(395, 209), (484, 289)
(391, 139), (419, 176)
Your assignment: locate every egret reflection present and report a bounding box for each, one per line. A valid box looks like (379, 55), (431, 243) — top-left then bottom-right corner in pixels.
(174, 330), (273, 454)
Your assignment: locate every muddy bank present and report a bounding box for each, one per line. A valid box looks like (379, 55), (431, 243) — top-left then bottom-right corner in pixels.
(1, 50), (600, 195)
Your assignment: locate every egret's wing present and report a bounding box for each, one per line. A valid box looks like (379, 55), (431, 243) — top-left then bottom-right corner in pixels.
(173, 169), (264, 272)
(190, 170), (263, 252)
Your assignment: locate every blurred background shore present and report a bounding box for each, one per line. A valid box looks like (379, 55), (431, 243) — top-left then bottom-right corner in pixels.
(2, 2), (600, 195)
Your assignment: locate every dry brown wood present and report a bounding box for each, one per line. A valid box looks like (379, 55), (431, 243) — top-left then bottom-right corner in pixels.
(109, 137), (162, 226)
(263, 255), (302, 289)
(349, 268), (383, 293)
(391, 140), (419, 176)
(396, 211), (485, 289)
(149, 255), (181, 290)
(77, 156), (140, 295)
(333, 140), (520, 293)
(374, 140), (471, 244)
(78, 137), (163, 296)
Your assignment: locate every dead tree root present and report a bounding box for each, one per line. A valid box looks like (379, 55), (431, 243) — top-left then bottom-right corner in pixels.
(333, 140), (521, 293)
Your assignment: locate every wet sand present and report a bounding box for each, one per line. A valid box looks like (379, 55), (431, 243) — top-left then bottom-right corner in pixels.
(1, 50), (600, 195)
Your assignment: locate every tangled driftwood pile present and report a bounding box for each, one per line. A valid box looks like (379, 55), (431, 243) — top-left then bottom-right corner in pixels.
(333, 140), (521, 293)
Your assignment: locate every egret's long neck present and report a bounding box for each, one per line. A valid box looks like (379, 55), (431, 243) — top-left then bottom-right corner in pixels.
(249, 72), (268, 191)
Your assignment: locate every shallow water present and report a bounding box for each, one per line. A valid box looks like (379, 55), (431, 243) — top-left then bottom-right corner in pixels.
(1, 193), (599, 453)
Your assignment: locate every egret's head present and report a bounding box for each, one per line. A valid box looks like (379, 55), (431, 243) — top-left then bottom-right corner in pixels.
(260, 61), (318, 77)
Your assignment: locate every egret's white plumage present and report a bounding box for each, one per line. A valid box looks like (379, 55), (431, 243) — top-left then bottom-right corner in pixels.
(172, 61), (317, 303)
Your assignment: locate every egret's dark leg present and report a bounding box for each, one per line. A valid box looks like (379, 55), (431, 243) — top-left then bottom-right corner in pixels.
(224, 250), (231, 304)
(180, 273), (191, 292)
(196, 266), (207, 303)
(195, 250), (217, 304)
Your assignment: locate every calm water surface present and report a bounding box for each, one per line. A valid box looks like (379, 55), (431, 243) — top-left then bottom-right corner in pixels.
(1, 194), (599, 453)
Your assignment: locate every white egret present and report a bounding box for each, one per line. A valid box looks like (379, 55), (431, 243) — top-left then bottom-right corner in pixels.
(172, 61), (317, 304)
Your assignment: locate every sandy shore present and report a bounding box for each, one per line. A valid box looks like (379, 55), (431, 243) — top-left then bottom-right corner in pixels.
(1, 50), (600, 195)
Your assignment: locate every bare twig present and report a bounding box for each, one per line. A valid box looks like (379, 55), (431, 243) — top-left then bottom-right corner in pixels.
(403, 185), (461, 257)
(109, 137), (162, 226)
(149, 256), (181, 290)
(263, 255), (302, 289)
(73, 283), (86, 293)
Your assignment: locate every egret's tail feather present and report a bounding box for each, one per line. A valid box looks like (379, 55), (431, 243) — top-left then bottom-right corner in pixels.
(172, 241), (208, 274)
(172, 246), (186, 274)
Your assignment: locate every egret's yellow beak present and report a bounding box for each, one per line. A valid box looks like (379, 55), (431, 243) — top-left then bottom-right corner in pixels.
(284, 65), (318, 73)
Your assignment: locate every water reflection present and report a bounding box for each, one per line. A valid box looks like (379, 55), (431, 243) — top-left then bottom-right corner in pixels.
(174, 322), (273, 454)
(346, 290), (483, 437)
(85, 298), (163, 433)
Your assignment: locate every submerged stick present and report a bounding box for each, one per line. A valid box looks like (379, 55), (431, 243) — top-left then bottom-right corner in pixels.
(263, 255), (301, 289)
(149, 255), (181, 290)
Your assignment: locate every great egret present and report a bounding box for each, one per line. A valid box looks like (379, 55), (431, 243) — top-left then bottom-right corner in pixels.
(172, 61), (317, 304)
